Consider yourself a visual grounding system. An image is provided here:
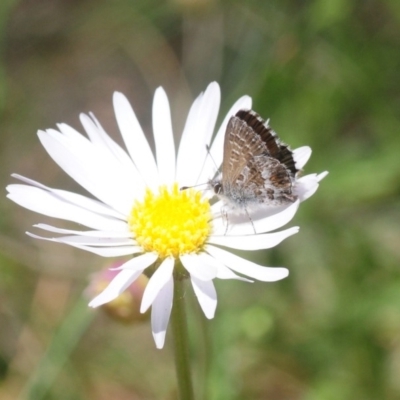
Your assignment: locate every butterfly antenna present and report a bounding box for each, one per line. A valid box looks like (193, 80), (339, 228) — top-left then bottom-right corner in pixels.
(181, 144), (221, 191)
(205, 144), (218, 170)
(180, 182), (208, 191)
(205, 144), (221, 179)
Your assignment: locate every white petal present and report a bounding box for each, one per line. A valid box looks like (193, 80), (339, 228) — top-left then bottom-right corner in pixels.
(176, 82), (221, 185)
(89, 269), (142, 308)
(190, 276), (216, 319)
(293, 146), (312, 170)
(56, 123), (89, 143)
(7, 184), (128, 231)
(295, 172), (327, 202)
(194, 252), (251, 281)
(68, 245), (142, 257)
(140, 257), (174, 313)
(215, 264), (253, 282)
(151, 277), (173, 349)
(208, 226), (299, 250)
(211, 200), (300, 235)
(201, 83), (221, 146)
(180, 253), (217, 281)
(317, 171), (329, 182)
(152, 87), (176, 184)
(205, 244), (289, 282)
(176, 92), (203, 184)
(29, 234), (135, 246)
(38, 129), (136, 215)
(295, 176), (318, 201)
(80, 113), (145, 190)
(72, 246), (141, 257)
(113, 92), (159, 189)
(26, 232), (141, 257)
(63, 236), (134, 246)
(113, 252), (158, 271)
(11, 174), (125, 220)
(33, 224), (132, 238)
(89, 253), (158, 308)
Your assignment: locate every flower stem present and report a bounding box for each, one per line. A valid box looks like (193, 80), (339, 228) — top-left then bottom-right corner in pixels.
(171, 276), (195, 400)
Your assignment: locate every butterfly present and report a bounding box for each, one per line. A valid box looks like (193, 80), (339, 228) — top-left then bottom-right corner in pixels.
(209, 109), (299, 216)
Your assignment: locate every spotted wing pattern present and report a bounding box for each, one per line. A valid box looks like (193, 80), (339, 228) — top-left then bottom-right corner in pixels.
(212, 109), (298, 212)
(235, 110), (297, 176)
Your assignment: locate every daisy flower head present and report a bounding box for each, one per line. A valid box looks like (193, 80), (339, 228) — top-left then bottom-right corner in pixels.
(6, 82), (327, 349)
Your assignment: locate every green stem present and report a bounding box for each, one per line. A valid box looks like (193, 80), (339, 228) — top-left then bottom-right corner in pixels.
(19, 295), (94, 400)
(171, 277), (195, 400)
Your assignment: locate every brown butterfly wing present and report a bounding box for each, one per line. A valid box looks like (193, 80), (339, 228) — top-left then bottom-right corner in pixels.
(220, 110), (296, 204)
(235, 109), (298, 176)
(221, 116), (266, 186)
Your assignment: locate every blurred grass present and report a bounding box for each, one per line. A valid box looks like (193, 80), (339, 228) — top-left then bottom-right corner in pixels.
(1, 0), (400, 399)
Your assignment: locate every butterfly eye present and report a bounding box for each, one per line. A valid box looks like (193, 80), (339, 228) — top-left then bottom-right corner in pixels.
(213, 182), (223, 194)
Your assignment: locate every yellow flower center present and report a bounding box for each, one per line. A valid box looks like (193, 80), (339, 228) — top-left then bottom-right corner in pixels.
(129, 184), (211, 259)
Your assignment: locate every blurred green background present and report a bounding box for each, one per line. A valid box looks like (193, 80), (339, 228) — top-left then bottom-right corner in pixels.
(1, 0), (400, 399)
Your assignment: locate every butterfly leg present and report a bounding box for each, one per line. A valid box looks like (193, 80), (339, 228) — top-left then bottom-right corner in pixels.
(244, 207), (256, 234)
(222, 208), (230, 235)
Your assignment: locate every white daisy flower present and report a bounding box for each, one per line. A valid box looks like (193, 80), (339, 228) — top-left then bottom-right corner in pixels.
(6, 82), (327, 349)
